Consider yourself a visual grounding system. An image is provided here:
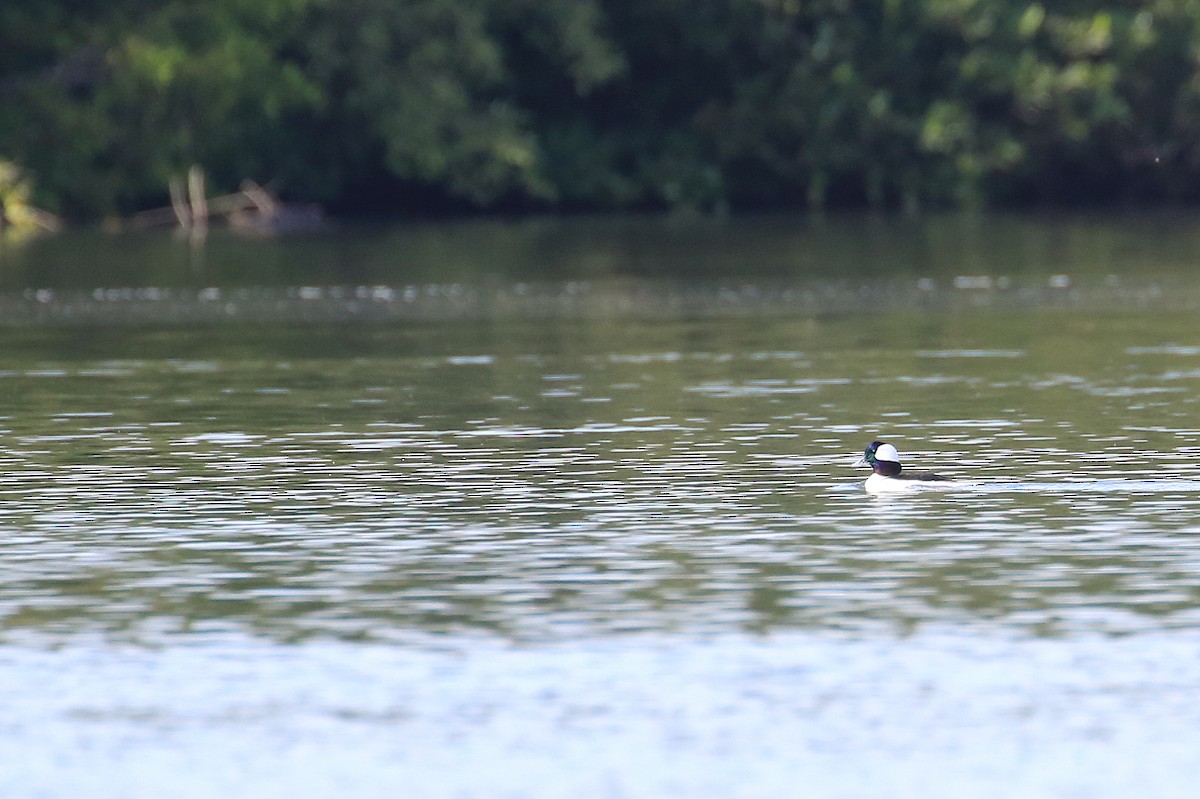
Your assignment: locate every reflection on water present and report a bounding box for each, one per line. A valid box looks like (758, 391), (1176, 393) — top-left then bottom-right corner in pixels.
(3, 215), (1200, 796)
(7, 211), (1200, 287)
(5, 212), (1200, 324)
(7, 629), (1200, 799)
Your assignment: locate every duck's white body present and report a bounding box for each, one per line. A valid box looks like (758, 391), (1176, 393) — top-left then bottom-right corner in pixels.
(865, 473), (918, 494)
(864, 473), (960, 494)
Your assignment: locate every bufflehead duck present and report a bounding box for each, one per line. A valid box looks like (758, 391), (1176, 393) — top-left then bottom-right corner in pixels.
(856, 440), (950, 493)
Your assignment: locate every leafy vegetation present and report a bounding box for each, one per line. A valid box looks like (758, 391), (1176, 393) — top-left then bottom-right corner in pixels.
(0, 0), (1197, 219)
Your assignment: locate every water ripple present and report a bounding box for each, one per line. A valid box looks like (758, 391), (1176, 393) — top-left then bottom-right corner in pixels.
(0, 316), (1192, 647)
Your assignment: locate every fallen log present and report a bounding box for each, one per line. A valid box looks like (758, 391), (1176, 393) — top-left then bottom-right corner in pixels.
(126, 167), (322, 233)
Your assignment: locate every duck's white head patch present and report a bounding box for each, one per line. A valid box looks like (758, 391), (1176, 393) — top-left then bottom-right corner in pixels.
(874, 443), (900, 463)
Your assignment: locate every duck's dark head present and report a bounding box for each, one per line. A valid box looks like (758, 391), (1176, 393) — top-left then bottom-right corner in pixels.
(857, 440), (902, 476)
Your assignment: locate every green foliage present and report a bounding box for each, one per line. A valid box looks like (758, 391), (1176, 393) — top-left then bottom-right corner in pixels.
(2, 0), (1200, 217)
(302, 0), (538, 205)
(0, 161), (36, 236)
(0, 0), (322, 216)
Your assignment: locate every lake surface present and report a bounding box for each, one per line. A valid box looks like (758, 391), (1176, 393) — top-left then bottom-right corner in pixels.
(2, 213), (1200, 797)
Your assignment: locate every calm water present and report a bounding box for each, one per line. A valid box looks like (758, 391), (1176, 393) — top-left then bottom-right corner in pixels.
(2, 214), (1200, 797)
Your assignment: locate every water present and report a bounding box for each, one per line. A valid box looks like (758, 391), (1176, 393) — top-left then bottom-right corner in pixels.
(2, 214), (1200, 797)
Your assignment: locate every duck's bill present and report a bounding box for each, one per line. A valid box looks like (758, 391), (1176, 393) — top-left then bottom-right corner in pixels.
(853, 455), (868, 467)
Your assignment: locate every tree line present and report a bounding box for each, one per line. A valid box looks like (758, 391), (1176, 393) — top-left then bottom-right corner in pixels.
(1, 0), (1197, 221)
